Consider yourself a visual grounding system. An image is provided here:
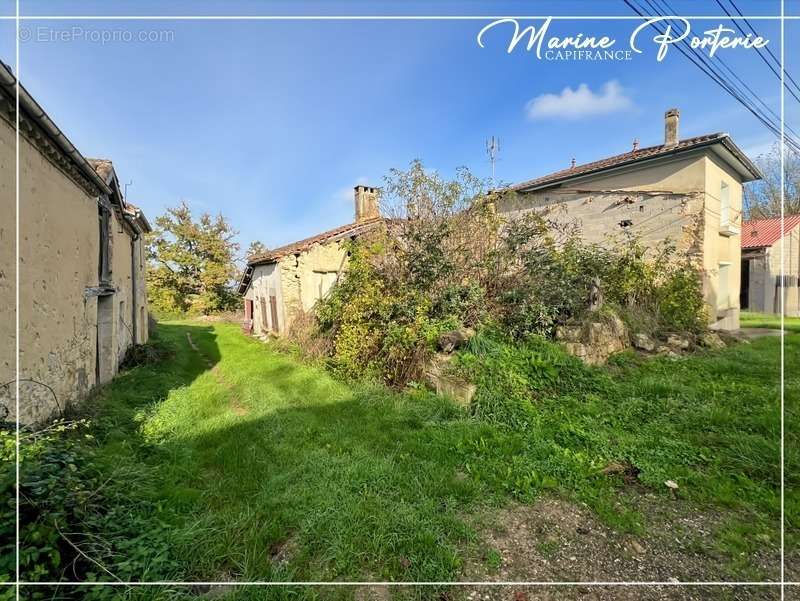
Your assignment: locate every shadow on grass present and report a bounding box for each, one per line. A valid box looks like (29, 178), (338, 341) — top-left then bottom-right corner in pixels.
(82, 322), (222, 431)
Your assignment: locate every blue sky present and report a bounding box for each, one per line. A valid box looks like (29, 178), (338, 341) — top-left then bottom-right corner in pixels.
(2, 0), (799, 254)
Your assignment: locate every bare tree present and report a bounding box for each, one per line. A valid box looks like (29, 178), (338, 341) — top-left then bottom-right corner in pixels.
(744, 143), (800, 219)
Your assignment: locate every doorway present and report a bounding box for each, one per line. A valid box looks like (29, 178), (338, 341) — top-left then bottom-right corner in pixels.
(96, 294), (114, 383)
(740, 259), (750, 310)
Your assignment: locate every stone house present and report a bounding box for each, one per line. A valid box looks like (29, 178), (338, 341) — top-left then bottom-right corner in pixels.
(238, 185), (382, 335)
(0, 62), (151, 424)
(497, 108), (762, 330)
(740, 214), (800, 316)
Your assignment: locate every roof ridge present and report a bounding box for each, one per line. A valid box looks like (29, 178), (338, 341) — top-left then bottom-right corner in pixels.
(508, 132), (740, 192)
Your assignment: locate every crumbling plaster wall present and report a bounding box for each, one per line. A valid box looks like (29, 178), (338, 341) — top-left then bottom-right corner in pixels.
(497, 153), (706, 256)
(496, 150), (747, 330)
(0, 120), (100, 423)
(0, 118), (146, 423)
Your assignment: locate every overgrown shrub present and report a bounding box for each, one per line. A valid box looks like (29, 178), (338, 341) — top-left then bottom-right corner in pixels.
(300, 161), (708, 388)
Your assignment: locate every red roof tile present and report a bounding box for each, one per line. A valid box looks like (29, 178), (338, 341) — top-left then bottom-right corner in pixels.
(509, 133), (760, 192)
(741, 215), (800, 249)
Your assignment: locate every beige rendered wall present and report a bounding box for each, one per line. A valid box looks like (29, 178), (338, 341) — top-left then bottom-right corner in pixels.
(496, 150), (751, 330)
(1, 120), (100, 423)
(0, 116), (15, 420)
(0, 118), (146, 423)
(702, 154), (743, 330)
(110, 211), (134, 367)
(134, 236), (149, 343)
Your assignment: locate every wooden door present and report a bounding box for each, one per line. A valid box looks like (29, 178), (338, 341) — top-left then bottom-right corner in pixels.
(269, 295), (279, 332)
(259, 298), (269, 331)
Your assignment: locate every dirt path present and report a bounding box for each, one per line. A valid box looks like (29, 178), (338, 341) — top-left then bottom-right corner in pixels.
(461, 493), (779, 600)
(186, 332), (248, 416)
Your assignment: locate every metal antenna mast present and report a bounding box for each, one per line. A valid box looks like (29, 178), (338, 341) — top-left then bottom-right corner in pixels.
(123, 180), (133, 199)
(486, 136), (500, 188)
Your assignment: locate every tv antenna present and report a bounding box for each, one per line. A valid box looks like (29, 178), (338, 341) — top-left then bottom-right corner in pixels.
(486, 136), (500, 188)
(124, 180), (133, 198)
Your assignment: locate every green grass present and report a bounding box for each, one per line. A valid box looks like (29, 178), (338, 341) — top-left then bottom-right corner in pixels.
(741, 310), (800, 333)
(17, 318), (797, 596)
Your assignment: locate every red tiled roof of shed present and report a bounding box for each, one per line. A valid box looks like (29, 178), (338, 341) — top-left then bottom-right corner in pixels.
(741, 215), (800, 249)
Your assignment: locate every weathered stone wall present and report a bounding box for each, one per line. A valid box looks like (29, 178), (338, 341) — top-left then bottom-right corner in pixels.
(277, 239), (349, 333)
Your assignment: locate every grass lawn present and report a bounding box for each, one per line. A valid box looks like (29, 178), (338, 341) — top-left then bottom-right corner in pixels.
(741, 310), (800, 333)
(15, 314), (798, 599)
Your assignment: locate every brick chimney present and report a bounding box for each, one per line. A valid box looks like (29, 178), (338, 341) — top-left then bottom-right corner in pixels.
(354, 185), (379, 222)
(664, 108), (679, 147)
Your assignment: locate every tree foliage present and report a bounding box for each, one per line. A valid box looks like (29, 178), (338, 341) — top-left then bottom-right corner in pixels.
(246, 240), (268, 259)
(146, 202), (240, 316)
(744, 143), (800, 219)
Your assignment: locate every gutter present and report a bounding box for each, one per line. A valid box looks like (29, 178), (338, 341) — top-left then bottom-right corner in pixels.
(0, 61), (111, 196)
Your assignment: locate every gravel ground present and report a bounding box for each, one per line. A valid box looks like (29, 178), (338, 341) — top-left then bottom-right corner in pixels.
(458, 492), (780, 601)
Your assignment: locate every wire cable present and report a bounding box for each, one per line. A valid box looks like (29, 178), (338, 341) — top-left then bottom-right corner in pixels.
(623, 0), (800, 153)
(721, 0), (800, 99)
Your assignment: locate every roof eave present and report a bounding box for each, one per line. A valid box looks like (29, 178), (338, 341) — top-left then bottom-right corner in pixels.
(0, 62), (112, 197)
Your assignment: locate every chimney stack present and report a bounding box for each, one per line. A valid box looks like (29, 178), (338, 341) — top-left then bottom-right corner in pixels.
(664, 108), (679, 147)
(354, 184), (379, 223)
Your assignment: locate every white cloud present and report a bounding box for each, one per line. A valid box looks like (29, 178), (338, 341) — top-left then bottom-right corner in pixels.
(334, 176), (370, 203)
(526, 80), (633, 120)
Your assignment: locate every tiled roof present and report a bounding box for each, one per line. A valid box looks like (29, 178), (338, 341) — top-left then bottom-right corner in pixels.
(741, 215), (800, 249)
(248, 218), (383, 266)
(239, 218), (384, 295)
(509, 133), (761, 192)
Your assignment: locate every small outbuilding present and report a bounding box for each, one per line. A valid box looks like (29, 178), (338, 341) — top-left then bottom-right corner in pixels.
(238, 185), (383, 336)
(740, 215), (800, 316)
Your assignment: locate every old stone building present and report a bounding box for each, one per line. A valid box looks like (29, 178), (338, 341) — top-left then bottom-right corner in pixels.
(741, 214), (800, 316)
(238, 185), (382, 335)
(0, 62), (151, 424)
(498, 109), (762, 330)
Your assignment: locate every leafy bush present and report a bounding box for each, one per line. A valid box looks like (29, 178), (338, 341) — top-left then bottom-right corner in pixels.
(1, 420), (186, 593)
(317, 240), (453, 385)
